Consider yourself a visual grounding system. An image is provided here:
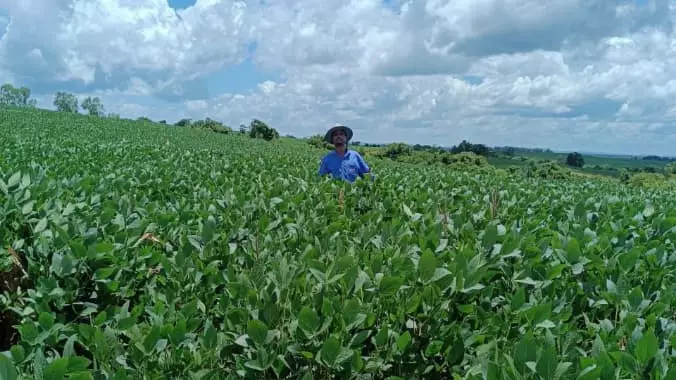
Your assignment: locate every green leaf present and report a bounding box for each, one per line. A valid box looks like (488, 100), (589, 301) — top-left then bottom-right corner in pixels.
(396, 331), (412, 352)
(62, 335), (77, 357)
(298, 307), (320, 333)
(201, 216), (216, 243)
(44, 357), (69, 380)
(18, 323), (38, 342)
(10, 346), (25, 363)
(664, 367), (676, 380)
(379, 276), (403, 295)
(576, 364), (602, 380)
(21, 201), (34, 215)
(38, 312), (55, 330)
(244, 360), (265, 371)
(170, 319), (187, 345)
(574, 202), (586, 220)
(513, 333), (537, 373)
(555, 362), (572, 379)
(143, 325), (162, 353)
(618, 248), (640, 271)
(69, 372), (94, 380)
(566, 237), (581, 263)
(610, 351), (638, 374)
(0, 354), (18, 380)
(511, 286), (525, 310)
(536, 320), (556, 329)
(202, 320), (217, 349)
(485, 361), (500, 380)
(319, 336), (341, 366)
(20, 173), (30, 189)
(418, 250), (437, 282)
(643, 204), (655, 218)
(445, 333), (464, 365)
(7, 171), (21, 189)
(67, 356), (92, 372)
(35, 217), (48, 233)
(247, 319), (269, 346)
(430, 267), (451, 282)
(424, 340), (444, 356)
(374, 324), (389, 347)
(634, 329), (658, 364)
(483, 224), (498, 248)
(536, 343), (558, 380)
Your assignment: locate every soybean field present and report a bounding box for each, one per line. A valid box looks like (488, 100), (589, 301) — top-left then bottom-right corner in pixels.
(0, 108), (674, 379)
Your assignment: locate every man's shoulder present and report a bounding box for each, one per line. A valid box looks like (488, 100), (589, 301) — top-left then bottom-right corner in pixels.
(349, 150), (365, 159)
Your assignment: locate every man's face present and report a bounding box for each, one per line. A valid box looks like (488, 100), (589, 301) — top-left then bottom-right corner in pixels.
(332, 130), (347, 145)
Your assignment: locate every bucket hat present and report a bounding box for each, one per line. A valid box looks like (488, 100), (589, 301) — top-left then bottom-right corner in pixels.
(324, 124), (353, 144)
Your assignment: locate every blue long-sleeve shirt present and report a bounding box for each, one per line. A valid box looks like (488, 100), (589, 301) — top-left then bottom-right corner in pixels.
(318, 150), (373, 182)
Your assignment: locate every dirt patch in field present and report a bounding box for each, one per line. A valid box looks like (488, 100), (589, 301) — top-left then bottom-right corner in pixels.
(0, 247), (29, 350)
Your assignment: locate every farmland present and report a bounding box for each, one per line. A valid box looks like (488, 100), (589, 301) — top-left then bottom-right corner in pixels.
(0, 108), (675, 379)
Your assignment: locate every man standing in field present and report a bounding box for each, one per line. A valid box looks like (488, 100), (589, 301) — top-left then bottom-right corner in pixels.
(318, 124), (373, 182)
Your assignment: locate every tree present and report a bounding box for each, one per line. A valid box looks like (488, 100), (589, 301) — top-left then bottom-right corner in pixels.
(248, 119), (279, 141)
(0, 83), (37, 108)
(502, 147), (516, 157)
(192, 117), (232, 134)
(441, 151), (488, 167)
(81, 96), (105, 116)
(306, 134), (332, 150)
(175, 118), (192, 127)
(450, 140), (491, 156)
(384, 143), (412, 160)
(53, 92), (79, 113)
(664, 162), (676, 175)
(565, 152), (585, 168)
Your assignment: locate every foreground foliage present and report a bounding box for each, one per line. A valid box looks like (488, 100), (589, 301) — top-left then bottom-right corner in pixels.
(0, 109), (675, 379)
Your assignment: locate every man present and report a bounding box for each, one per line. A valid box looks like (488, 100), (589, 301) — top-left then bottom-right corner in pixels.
(318, 124), (373, 182)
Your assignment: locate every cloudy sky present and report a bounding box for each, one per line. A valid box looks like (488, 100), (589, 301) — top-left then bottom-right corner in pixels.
(1, 0), (675, 155)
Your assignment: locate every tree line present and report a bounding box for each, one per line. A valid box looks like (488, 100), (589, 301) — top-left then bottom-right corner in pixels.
(0, 82), (281, 142)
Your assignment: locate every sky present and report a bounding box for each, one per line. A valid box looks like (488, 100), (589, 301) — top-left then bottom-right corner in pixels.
(1, 0), (676, 156)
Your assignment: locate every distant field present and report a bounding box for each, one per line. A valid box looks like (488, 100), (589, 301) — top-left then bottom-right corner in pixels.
(485, 151), (670, 180)
(0, 108), (674, 379)
(517, 151), (669, 170)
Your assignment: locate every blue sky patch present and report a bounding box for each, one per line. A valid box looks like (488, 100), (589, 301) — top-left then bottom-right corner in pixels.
(557, 98), (624, 119)
(382, 0), (402, 12)
(491, 98), (624, 120)
(204, 42), (281, 96)
(167, 0), (197, 10)
(462, 75), (484, 85)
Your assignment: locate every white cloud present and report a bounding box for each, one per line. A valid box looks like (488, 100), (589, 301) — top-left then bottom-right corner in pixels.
(0, 0), (252, 98)
(0, 12), (8, 35)
(185, 99), (208, 111)
(2, 0), (676, 155)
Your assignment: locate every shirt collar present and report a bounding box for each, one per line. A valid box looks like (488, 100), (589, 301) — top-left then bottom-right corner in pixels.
(332, 149), (351, 157)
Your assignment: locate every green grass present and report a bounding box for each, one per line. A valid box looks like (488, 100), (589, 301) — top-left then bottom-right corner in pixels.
(0, 108), (674, 379)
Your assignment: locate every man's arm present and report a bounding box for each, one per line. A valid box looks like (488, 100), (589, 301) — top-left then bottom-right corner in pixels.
(318, 156), (329, 176)
(356, 153), (374, 179)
